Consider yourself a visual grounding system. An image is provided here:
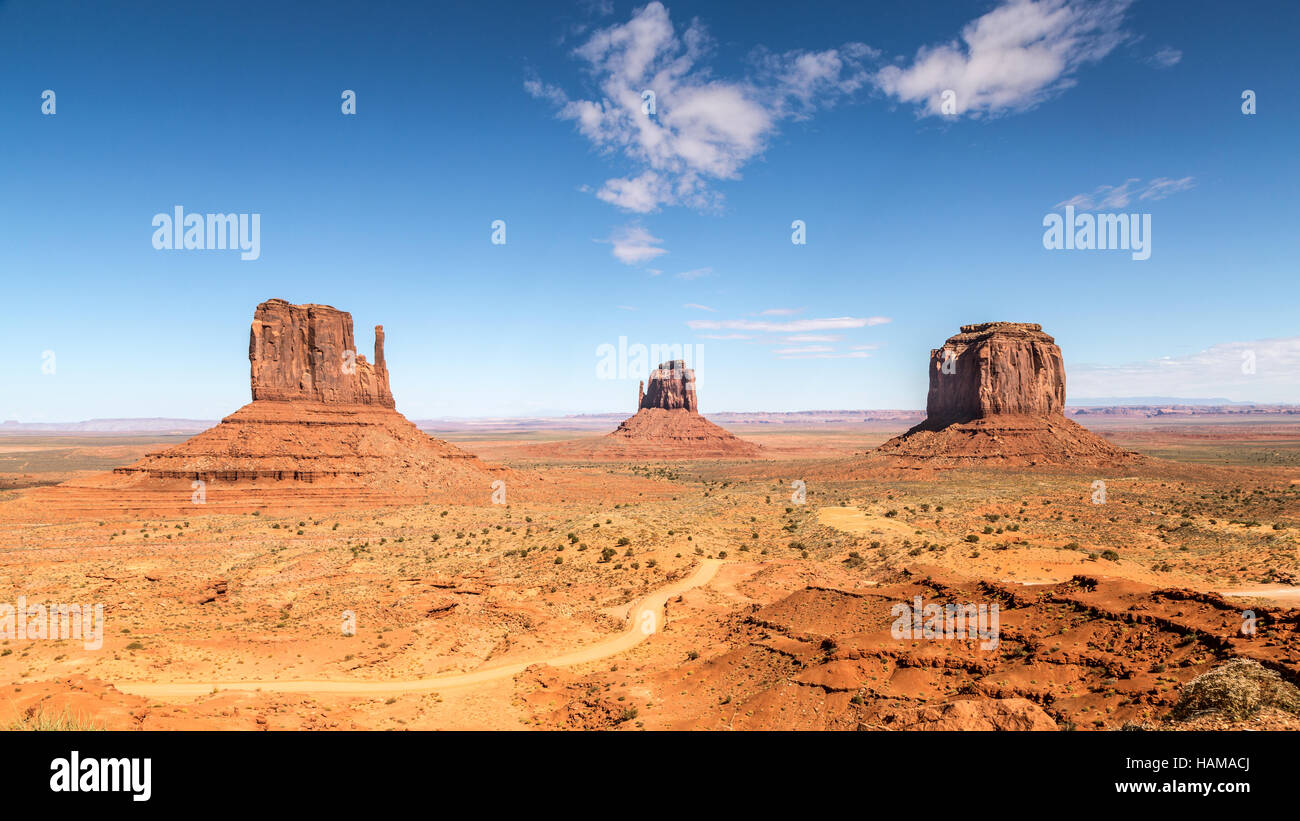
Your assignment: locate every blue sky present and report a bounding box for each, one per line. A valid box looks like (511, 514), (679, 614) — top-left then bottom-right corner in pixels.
(2, 0), (1297, 420)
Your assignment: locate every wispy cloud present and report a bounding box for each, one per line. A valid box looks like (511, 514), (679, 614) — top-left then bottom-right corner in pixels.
(1056, 176), (1195, 209)
(759, 307), (804, 316)
(876, 0), (1132, 118)
(683, 302), (716, 311)
(676, 267), (713, 280)
(527, 1), (873, 212)
(1150, 46), (1182, 68)
(773, 345), (834, 355)
(600, 224), (667, 265)
(579, 0), (613, 17)
(784, 334), (842, 343)
(779, 350), (873, 360)
(688, 316), (890, 333)
(699, 333), (753, 340)
(1070, 336), (1300, 402)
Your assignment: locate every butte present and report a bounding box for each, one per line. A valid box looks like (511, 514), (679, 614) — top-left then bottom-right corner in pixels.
(24, 299), (501, 516)
(869, 322), (1141, 467)
(530, 360), (761, 459)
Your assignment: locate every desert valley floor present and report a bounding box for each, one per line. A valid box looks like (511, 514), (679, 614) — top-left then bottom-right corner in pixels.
(2, 413), (1299, 730)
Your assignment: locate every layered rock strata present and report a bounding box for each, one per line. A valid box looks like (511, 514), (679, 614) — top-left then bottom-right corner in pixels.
(872, 322), (1140, 467)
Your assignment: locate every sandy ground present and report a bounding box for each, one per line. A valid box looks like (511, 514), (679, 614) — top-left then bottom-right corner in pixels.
(2, 419), (1297, 730)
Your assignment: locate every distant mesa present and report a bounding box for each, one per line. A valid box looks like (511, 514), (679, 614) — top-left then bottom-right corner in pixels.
(108, 299), (497, 490)
(602, 361), (761, 457)
(528, 360), (761, 459)
(871, 322), (1141, 467)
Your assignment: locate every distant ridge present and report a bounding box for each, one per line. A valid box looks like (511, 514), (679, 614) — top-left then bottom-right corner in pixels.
(1069, 396), (1253, 406)
(0, 418), (216, 433)
(7, 404), (1299, 434)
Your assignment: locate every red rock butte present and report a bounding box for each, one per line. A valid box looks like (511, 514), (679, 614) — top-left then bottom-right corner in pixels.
(526, 360), (760, 459)
(93, 299), (499, 498)
(871, 322), (1140, 467)
(249, 300), (394, 408)
(606, 361), (760, 457)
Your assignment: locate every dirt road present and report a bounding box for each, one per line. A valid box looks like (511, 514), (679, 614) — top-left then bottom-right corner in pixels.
(117, 559), (722, 700)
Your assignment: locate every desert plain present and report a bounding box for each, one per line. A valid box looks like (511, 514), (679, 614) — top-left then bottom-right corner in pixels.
(2, 408), (1299, 731)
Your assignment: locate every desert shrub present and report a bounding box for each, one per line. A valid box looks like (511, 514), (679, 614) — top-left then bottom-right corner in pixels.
(7, 706), (102, 731)
(1171, 659), (1300, 721)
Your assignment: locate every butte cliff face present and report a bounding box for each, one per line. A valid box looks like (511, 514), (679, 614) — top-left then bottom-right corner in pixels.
(249, 299), (394, 407)
(873, 322), (1139, 467)
(924, 323), (1065, 425)
(639, 360), (698, 412)
(112, 299), (496, 490)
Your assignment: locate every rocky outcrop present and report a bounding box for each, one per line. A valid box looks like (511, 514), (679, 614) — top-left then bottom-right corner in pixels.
(924, 322), (1064, 425)
(639, 360), (697, 412)
(112, 299), (499, 491)
(249, 299), (393, 408)
(594, 360), (758, 457)
(526, 360), (760, 459)
(872, 322), (1140, 467)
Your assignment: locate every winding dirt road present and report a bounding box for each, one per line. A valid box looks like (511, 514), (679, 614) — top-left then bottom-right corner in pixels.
(117, 559), (722, 700)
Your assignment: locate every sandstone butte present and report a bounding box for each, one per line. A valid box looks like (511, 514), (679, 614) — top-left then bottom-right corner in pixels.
(104, 299), (497, 490)
(871, 322), (1142, 467)
(527, 360), (762, 459)
(605, 360), (761, 457)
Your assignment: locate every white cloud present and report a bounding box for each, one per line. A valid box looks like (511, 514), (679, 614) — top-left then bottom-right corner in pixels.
(1056, 176), (1195, 209)
(759, 307), (804, 316)
(1151, 46), (1182, 68)
(529, 1), (872, 212)
(876, 0), (1132, 118)
(687, 316), (890, 333)
(698, 333), (753, 340)
(1070, 336), (1300, 402)
(784, 334), (842, 343)
(773, 345), (834, 354)
(676, 267), (713, 280)
(601, 224), (667, 264)
(684, 302), (716, 311)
